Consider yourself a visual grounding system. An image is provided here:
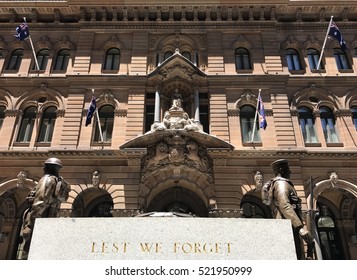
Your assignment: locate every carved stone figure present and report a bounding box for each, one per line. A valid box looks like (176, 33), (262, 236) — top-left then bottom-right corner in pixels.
(263, 159), (313, 259)
(169, 93), (183, 111)
(92, 170), (102, 188)
(146, 142), (169, 169)
(150, 93), (201, 132)
(329, 171), (338, 186)
(20, 157), (70, 259)
(17, 171), (28, 187)
(254, 171), (263, 189)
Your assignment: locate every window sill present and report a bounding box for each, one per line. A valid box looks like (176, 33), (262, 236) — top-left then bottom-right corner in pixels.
(92, 142), (111, 146)
(326, 142), (344, 147)
(102, 70), (119, 74)
(236, 69), (253, 74)
(311, 69), (326, 73)
(242, 142), (262, 147)
(35, 142), (51, 147)
(289, 70), (306, 75)
(304, 142), (322, 147)
(13, 142), (30, 147)
(338, 69), (354, 74)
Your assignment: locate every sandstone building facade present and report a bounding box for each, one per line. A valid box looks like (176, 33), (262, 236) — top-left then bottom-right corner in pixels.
(0, 0), (356, 260)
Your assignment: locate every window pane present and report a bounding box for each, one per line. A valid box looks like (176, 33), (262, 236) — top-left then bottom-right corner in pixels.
(34, 49), (49, 71)
(351, 107), (357, 130)
(7, 49), (23, 71)
(0, 106), (5, 130)
(240, 105), (260, 142)
(53, 49), (70, 71)
(37, 107), (57, 143)
(164, 51), (173, 60)
(145, 104), (155, 132)
(94, 105), (114, 142)
(104, 48), (120, 70)
(235, 48), (251, 70)
(182, 51), (191, 61)
(320, 106), (339, 143)
(16, 107), (36, 142)
(307, 48), (323, 70)
(334, 49), (350, 70)
(286, 49), (301, 70)
(298, 107), (318, 143)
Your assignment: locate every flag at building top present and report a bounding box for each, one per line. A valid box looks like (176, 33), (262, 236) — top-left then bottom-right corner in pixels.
(258, 95), (267, 130)
(15, 22), (30, 41)
(328, 20), (347, 50)
(85, 96), (97, 126)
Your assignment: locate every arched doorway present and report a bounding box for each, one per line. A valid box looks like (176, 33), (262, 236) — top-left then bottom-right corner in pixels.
(147, 186), (208, 217)
(72, 188), (113, 217)
(315, 202), (345, 260)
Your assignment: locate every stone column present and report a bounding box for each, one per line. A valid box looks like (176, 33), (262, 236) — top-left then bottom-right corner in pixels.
(154, 87), (161, 123)
(194, 87), (200, 124)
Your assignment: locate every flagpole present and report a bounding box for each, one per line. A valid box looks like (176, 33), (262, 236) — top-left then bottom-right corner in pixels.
(316, 15), (333, 71)
(250, 89), (261, 143)
(92, 89), (104, 143)
(23, 17), (40, 71)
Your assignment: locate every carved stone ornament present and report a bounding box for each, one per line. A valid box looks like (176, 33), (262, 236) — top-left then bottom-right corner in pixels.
(92, 170), (102, 188)
(254, 171), (263, 189)
(151, 92), (201, 133)
(17, 171), (28, 187)
(329, 171), (338, 186)
(141, 136), (213, 184)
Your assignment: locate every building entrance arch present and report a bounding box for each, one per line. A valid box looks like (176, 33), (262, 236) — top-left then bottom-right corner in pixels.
(147, 186), (208, 217)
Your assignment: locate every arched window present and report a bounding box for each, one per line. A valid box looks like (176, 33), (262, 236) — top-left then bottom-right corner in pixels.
(307, 48), (323, 70)
(298, 107), (318, 143)
(320, 106), (339, 143)
(0, 106), (5, 130)
(316, 205), (345, 259)
(240, 105), (261, 143)
(6, 49), (24, 71)
(351, 106), (357, 130)
(285, 48), (302, 71)
(235, 48), (252, 70)
(103, 48), (120, 71)
(334, 48), (350, 70)
(164, 51), (173, 61)
(33, 49), (49, 71)
(182, 51), (191, 61)
(37, 106), (57, 143)
(53, 49), (70, 71)
(93, 105), (114, 143)
(16, 107), (36, 143)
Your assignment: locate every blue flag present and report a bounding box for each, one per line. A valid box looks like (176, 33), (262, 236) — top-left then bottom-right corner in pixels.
(258, 95), (267, 130)
(328, 20), (347, 50)
(15, 22), (30, 41)
(85, 96), (96, 126)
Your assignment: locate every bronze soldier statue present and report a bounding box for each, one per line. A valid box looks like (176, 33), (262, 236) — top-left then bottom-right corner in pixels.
(20, 157), (70, 259)
(262, 159), (313, 259)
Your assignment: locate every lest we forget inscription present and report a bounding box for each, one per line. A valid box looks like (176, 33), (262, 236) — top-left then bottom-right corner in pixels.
(28, 217), (296, 260)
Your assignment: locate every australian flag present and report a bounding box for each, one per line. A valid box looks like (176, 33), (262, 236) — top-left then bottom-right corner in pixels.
(85, 96), (96, 126)
(15, 23), (30, 41)
(258, 95), (267, 130)
(328, 20), (348, 50)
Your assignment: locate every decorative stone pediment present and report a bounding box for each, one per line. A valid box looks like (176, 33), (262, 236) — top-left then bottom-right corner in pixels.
(148, 50), (206, 85)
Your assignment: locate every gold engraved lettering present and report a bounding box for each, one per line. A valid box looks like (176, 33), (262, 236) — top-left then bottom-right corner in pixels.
(194, 243), (202, 253)
(91, 242), (130, 254)
(91, 242), (97, 253)
(112, 242), (119, 253)
(101, 242), (109, 253)
(173, 242), (233, 254)
(140, 243), (162, 253)
(123, 242), (129, 253)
